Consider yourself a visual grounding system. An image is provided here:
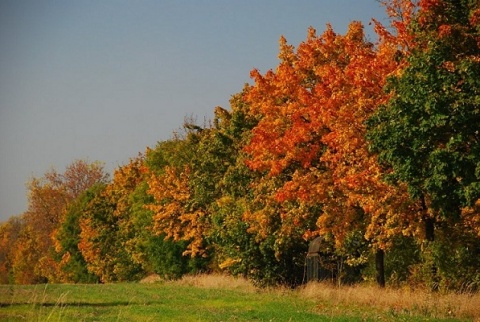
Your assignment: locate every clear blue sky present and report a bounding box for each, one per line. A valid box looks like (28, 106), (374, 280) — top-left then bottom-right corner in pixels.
(0, 0), (388, 222)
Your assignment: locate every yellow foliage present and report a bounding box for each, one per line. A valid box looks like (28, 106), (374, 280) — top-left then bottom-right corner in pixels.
(146, 165), (208, 257)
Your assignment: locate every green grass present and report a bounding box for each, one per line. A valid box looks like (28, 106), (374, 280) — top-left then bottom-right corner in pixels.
(0, 277), (473, 321)
(0, 283), (319, 321)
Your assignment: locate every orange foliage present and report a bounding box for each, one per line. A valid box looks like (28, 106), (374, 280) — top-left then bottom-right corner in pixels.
(77, 156), (144, 282)
(78, 216), (102, 276)
(374, 0), (416, 52)
(244, 20), (419, 250)
(461, 199), (480, 238)
(146, 165), (207, 257)
(107, 155), (145, 218)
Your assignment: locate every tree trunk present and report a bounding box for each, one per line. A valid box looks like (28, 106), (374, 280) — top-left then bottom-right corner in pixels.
(421, 195), (438, 291)
(425, 216), (435, 242)
(421, 195), (435, 242)
(375, 248), (385, 288)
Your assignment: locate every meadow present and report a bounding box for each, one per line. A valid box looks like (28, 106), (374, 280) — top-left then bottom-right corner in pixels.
(0, 274), (478, 321)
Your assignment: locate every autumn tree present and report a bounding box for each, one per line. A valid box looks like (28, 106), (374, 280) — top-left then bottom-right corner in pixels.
(196, 91), (293, 285)
(9, 160), (108, 283)
(0, 216), (24, 283)
(125, 177), (194, 280)
(54, 184), (103, 283)
(367, 0), (480, 289)
(242, 19), (420, 286)
(77, 157), (145, 282)
(144, 91), (267, 281)
(145, 131), (210, 259)
(142, 134), (213, 276)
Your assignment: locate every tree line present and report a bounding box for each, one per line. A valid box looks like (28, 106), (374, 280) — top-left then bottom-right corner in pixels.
(1, 0), (479, 290)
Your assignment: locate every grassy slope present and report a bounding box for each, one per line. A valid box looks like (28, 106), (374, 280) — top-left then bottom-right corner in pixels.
(0, 275), (476, 321)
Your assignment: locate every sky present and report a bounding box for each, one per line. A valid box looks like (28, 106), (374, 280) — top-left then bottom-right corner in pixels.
(0, 0), (389, 222)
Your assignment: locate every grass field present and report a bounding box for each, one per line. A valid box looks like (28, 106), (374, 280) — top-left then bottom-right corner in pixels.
(0, 274), (478, 321)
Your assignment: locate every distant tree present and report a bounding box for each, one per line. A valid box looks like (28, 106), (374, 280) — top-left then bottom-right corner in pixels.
(0, 216), (24, 283)
(11, 160), (108, 283)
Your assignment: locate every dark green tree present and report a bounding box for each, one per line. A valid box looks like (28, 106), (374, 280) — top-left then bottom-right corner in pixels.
(368, 0), (480, 228)
(367, 0), (480, 289)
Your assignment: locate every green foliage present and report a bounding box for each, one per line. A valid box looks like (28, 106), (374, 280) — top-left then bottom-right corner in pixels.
(144, 235), (189, 279)
(221, 197), (312, 287)
(55, 184), (103, 283)
(361, 236), (420, 286)
(385, 236), (420, 286)
(78, 184), (144, 282)
(367, 0), (480, 218)
(366, 1), (480, 291)
(429, 225), (480, 291)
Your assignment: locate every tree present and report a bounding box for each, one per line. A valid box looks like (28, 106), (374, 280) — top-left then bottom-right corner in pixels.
(145, 109), (246, 260)
(143, 139), (213, 277)
(368, 0), (480, 239)
(243, 21), (417, 286)
(10, 224), (47, 284)
(77, 158), (145, 282)
(367, 0), (480, 288)
(127, 180), (193, 279)
(54, 185), (103, 283)
(0, 217), (24, 283)
(10, 160), (109, 283)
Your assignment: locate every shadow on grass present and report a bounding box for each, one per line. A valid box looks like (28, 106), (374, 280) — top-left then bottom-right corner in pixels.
(0, 301), (158, 308)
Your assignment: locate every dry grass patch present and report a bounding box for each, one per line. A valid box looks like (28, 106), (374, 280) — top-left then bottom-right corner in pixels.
(139, 273), (163, 283)
(174, 273), (257, 293)
(300, 281), (480, 321)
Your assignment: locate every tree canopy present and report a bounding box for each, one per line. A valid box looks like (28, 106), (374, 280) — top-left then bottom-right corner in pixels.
(1, 0), (479, 290)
